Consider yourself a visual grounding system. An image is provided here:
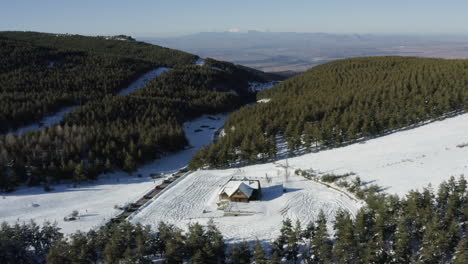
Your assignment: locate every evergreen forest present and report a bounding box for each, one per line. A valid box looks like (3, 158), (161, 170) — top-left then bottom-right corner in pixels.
(190, 57), (468, 169)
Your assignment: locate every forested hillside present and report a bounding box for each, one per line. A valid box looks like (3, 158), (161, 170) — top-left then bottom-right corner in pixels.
(0, 31), (197, 132)
(190, 56), (468, 168)
(0, 32), (278, 191)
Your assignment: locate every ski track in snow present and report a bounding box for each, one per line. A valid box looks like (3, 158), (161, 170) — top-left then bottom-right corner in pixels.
(131, 167), (362, 242)
(9, 67), (171, 136)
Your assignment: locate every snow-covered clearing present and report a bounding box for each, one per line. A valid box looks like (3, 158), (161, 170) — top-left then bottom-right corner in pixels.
(11, 106), (78, 136)
(0, 114), (227, 234)
(249, 81), (279, 92)
(131, 163), (362, 242)
(117, 67), (171, 95)
(194, 58), (205, 66)
(9, 67), (172, 136)
(257, 98), (271, 103)
(282, 113), (468, 196)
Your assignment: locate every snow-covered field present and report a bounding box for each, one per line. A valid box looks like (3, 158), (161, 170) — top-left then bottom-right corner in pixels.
(0, 114), (227, 234)
(131, 164), (362, 242)
(281, 113), (468, 196)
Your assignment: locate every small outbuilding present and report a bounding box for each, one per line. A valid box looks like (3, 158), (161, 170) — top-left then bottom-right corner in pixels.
(219, 177), (261, 203)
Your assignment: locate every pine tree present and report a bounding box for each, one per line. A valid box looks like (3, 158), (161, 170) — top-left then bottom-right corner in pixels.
(186, 223), (206, 258)
(332, 210), (356, 263)
(45, 238), (71, 264)
(269, 250), (281, 264)
(302, 221), (315, 240)
(190, 250), (205, 264)
(452, 235), (468, 264)
(103, 231), (124, 264)
(104, 158), (112, 172)
(239, 241), (252, 264)
(253, 240), (267, 264)
(276, 218), (292, 255)
(123, 152), (136, 173)
(73, 161), (86, 184)
(418, 216), (446, 263)
(206, 219), (225, 263)
(164, 231), (185, 264)
(392, 216), (411, 263)
(310, 211), (332, 264)
(229, 243), (242, 264)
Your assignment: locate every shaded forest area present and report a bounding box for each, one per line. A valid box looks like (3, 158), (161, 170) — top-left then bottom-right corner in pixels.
(1, 176), (466, 263)
(0, 32), (276, 191)
(190, 57), (468, 168)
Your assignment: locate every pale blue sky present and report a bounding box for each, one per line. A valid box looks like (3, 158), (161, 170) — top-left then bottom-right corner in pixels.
(1, 0), (467, 37)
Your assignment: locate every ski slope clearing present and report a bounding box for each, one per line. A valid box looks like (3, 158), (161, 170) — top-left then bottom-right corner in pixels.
(283, 113), (468, 196)
(117, 67), (172, 95)
(131, 164), (362, 242)
(194, 58), (205, 66)
(11, 106), (78, 136)
(248, 81), (279, 92)
(0, 114), (227, 234)
(10, 67), (172, 135)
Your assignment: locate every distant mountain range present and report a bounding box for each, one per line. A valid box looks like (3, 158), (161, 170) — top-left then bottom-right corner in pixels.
(143, 32), (468, 73)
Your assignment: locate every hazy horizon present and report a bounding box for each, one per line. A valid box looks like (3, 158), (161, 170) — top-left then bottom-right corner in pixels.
(2, 0), (468, 37)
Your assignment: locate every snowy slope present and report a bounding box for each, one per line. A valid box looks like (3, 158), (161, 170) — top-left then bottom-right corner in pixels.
(282, 113), (468, 196)
(11, 106), (78, 135)
(0, 114), (227, 234)
(131, 163), (362, 242)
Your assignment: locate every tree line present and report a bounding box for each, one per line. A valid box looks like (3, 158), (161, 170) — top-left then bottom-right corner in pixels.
(1, 176), (466, 263)
(190, 57), (468, 169)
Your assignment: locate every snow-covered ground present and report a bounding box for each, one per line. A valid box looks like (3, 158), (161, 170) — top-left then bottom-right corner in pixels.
(0, 114), (227, 234)
(130, 112), (468, 241)
(257, 98), (271, 103)
(11, 106), (78, 136)
(118, 67), (171, 95)
(282, 113), (468, 196)
(194, 58), (205, 66)
(131, 163), (362, 242)
(249, 81), (279, 92)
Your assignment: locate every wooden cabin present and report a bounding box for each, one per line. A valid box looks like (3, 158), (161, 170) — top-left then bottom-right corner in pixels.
(219, 178), (261, 203)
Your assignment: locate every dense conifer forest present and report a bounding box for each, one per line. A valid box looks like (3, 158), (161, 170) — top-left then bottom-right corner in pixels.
(190, 57), (468, 168)
(0, 32), (276, 191)
(1, 176), (466, 263)
(0, 31), (197, 132)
